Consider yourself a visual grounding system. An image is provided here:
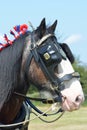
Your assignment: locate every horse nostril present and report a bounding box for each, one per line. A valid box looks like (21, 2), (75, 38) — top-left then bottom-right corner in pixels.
(75, 95), (83, 103)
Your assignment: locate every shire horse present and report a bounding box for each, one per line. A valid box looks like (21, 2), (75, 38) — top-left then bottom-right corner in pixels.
(0, 18), (84, 130)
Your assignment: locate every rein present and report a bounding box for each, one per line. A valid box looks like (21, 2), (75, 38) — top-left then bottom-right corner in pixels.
(14, 91), (64, 116)
(14, 92), (62, 104)
(0, 102), (64, 128)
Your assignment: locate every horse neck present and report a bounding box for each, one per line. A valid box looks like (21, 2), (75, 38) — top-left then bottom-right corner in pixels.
(0, 34), (29, 110)
(0, 34), (31, 124)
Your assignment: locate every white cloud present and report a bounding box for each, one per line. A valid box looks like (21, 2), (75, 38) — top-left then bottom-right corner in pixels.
(64, 34), (83, 45)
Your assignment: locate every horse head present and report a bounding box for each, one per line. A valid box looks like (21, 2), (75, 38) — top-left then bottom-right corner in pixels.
(0, 18), (84, 126)
(23, 18), (84, 112)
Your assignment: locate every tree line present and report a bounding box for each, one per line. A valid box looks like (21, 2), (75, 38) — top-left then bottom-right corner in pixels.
(73, 58), (87, 95)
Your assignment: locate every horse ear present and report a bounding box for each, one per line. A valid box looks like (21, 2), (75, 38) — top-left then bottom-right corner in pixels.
(48, 20), (57, 33)
(39, 18), (46, 29)
(36, 18), (46, 38)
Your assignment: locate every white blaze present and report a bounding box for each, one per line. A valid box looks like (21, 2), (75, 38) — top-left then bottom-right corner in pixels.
(58, 59), (84, 111)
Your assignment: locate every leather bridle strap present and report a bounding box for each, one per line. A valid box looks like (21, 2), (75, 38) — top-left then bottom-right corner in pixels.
(14, 92), (55, 103)
(14, 92), (63, 117)
(60, 72), (80, 82)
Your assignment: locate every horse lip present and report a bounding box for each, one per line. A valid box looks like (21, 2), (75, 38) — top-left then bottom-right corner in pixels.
(61, 97), (81, 111)
(67, 102), (80, 111)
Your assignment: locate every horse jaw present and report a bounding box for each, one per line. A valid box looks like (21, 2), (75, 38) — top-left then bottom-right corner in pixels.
(58, 59), (84, 111)
(40, 90), (53, 99)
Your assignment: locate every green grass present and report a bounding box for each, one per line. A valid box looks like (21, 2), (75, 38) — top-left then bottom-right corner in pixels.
(29, 107), (87, 130)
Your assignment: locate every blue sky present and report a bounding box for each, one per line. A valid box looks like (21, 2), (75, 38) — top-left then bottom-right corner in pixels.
(0, 0), (87, 64)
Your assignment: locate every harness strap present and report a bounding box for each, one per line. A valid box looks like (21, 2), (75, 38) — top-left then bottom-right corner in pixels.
(26, 98), (47, 116)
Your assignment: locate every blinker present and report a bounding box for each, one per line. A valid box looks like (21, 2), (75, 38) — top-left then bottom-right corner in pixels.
(38, 42), (62, 66)
(60, 43), (75, 64)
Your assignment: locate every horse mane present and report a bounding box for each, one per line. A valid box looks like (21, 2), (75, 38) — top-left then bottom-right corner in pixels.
(0, 32), (30, 110)
(0, 19), (57, 110)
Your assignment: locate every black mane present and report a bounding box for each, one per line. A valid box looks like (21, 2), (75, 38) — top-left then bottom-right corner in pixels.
(0, 32), (30, 109)
(0, 18), (58, 111)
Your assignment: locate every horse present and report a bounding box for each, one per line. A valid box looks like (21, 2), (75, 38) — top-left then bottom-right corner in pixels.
(0, 18), (84, 130)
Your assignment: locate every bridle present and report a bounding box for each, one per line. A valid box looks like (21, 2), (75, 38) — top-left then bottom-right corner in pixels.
(25, 33), (80, 90)
(15, 33), (80, 116)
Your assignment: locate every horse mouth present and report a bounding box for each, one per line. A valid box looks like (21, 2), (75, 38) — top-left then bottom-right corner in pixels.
(40, 89), (83, 112)
(61, 100), (78, 111)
